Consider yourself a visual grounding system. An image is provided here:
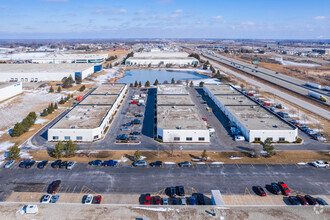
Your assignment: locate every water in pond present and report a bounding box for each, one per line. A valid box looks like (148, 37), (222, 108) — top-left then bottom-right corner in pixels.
(117, 69), (209, 84)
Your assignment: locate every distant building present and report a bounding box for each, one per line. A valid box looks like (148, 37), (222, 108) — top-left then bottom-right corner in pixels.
(0, 63), (102, 82)
(125, 51), (199, 66)
(0, 82), (23, 102)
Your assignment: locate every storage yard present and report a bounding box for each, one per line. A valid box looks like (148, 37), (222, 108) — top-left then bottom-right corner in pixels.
(0, 63), (102, 82)
(156, 85), (210, 143)
(48, 83), (127, 142)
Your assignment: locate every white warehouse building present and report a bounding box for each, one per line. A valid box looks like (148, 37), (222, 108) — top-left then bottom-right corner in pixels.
(0, 82), (23, 102)
(125, 51), (199, 66)
(48, 83), (127, 142)
(203, 84), (298, 143)
(0, 63), (102, 82)
(156, 85), (210, 143)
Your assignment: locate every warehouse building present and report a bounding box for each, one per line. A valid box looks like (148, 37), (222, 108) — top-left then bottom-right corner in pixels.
(48, 83), (127, 142)
(203, 84), (298, 142)
(0, 63), (102, 82)
(156, 85), (210, 143)
(0, 82), (23, 102)
(0, 52), (108, 64)
(125, 51), (199, 66)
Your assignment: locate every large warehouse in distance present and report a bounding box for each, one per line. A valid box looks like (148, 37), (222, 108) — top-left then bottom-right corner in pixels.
(48, 83), (127, 142)
(203, 84), (298, 143)
(0, 63), (102, 82)
(156, 85), (210, 143)
(125, 51), (199, 66)
(0, 82), (23, 102)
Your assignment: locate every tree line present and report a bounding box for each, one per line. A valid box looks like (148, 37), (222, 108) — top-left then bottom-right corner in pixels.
(12, 112), (37, 137)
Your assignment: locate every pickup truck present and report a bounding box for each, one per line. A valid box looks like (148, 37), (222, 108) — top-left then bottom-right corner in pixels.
(278, 182), (291, 195)
(311, 161), (329, 168)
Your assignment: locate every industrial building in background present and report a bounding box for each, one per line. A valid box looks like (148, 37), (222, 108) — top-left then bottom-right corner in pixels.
(0, 63), (102, 82)
(0, 82), (23, 102)
(125, 50), (199, 66)
(203, 84), (298, 143)
(48, 83), (127, 142)
(156, 85), (210, 143)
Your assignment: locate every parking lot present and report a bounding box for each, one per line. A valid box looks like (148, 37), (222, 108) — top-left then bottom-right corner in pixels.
(1, 160), (329, 205)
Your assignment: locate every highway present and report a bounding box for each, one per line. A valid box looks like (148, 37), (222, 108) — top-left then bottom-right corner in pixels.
(186, 48), (330, 120)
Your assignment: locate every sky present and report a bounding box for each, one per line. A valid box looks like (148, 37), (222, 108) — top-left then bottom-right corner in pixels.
(0, 0), (329, 39)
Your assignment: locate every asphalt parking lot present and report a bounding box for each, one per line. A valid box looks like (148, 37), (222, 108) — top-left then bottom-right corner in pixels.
(0, 161), (329, 204)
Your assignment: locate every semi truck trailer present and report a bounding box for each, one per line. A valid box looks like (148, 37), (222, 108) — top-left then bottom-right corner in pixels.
(308, 91), (327, 102)
(306, 82), (322, 89)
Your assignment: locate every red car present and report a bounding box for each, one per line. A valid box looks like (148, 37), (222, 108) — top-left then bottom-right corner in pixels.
(144, 193), (151, 205)
(153, 196), (161, 205)
(296, 195), (309, 206)
(263, 102), (271, 106)
(278, 182), (291, 195)
(202, 118), (208, 121)
(255, 186), (267, 197)
(93, 195), (102, 204)
(247, 93), (254, 96)
(130, 100), (138, 104)
(48, 180), (61, 194)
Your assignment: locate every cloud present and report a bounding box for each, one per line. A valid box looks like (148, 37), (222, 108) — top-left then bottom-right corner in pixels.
(214, 15), (223, 20)
(314, 16), (326, 20)
(241, 21), (255, 26)
(94, 8), (127, 15)
(136, 9), (147, 15)
(175, 9), (183, 13)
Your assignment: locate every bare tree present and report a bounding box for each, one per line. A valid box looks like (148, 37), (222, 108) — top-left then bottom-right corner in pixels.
(301, 114), (308, 124)
(288, 108), (297, 117)
(314, 123), (323, 132)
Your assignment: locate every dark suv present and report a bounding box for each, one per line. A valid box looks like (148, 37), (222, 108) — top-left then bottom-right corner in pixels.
(176, 186), (185, 196)
(149, 161), (162, 167)
(51, 160), (62, 168)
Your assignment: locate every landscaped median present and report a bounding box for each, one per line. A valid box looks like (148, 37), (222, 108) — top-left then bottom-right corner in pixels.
(28, 150), (330, 165)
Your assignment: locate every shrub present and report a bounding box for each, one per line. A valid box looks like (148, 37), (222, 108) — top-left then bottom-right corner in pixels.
(294, 138), (302, 143)
(8, 145), (20, 160)
(53, 141), (64, 159)
(134, 150), (141, 160)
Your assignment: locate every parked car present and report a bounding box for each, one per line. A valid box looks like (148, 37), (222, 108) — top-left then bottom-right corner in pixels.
(180, 197), (187, 205)
(162, 197), (168, 205)
(130, 131), (141, 135)
(311, 133), (326, 141)
(255, 186), (267, 196)
(288, 196), (301, 205)
(149, 161), (162, 167)
(144, 193), (151, 205)
(202, 118), (208, 121)
(316, 197), (328, 206)
(195, 193), (205, 205)
(133, 160), (147, 167)
(130, 100), (138, 104)
(19, 159), (34, 168)
(93, 195), (102, 204)
(171, 197), (178, 205)
(41, 194), (52, 203)
(89, 160), (102, 166)
(51, 160), (62, 168)
(131, 119), (141, 124)
(135, 114), (143, 117)
(121, 127), (130, 131)
(178, 161), (192, 167)
(208, 127), (215, 133)
(234, 135), (245, 141)
(288, 119), (300, 126)
(102, 160), (118, 167)
(129, 136), (138, 141)
(305, 129), (316, 135)
(296, 195), (309, 205)
(117, 134), (128, 140)
(59, 161), (68, 168)
(37, 160), (48, 169)
(270, 183), (281, 195)
(4, 160), (15, 168)
(84, 194), (93, 204)
(305, 195), (318, 205)
(311, 161), (329, 168)
(167, 186), (176, 197)
(123, 122), (132, 127)
(278, 182), (291, 195)
(189, 196), (196, 205)
(153, 196), (161, 205)
(137, 103), (145, 106)
(176, 186), (185, 196)
(48, 180), (61, 194)
(278, 112), (290, 118)
(50, 195), (60, 203)
(66, 161), (76, 169)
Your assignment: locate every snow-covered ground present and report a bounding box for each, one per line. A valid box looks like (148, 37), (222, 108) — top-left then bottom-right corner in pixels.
(0, 141), (14, 152)
(35, 118), (49, 125)
(134, 207), (174, 212)
(273, 57), (320, 67)
(95, 68), (124, 84)
(192, 78), (220, 86)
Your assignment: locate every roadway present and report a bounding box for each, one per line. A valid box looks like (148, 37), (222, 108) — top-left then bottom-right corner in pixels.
(191, 50), (330, 120)
(0, 161), (329, 202)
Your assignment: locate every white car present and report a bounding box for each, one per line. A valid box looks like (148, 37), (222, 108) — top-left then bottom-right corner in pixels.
(208, 127), (215, 133)
(66, 161), (76, 170)
(41, 194), (52, 203)
(4, 160), (15, 168)
(311, 161), (329, 168)
(180, 197), (187, 205)
(162, 197), (168, 205)
(84, 194), (93, 204)
(25, 205), (38, 214)
(234, 135), (245, 141)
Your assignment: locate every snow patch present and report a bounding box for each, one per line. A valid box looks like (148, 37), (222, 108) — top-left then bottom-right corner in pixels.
(297, 162), (307, 165)
(229, 156), (242, 160)
(134, 207), (173, 212)
(273, 57), (320, 67)
(0, 141), (14, 152)
(118, 156), (128, 163)
(140, 156), (146, 160)
(212, 162), (224, 165)
(192, 78), (220, 86)
(95, 68), (123, 85)
(35, 118), (49, 125)
(164, 162), (176, 164)
(20, 151), (33, 159)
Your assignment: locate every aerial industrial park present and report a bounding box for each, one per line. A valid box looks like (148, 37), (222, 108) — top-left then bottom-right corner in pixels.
(0, 0), (329, 219)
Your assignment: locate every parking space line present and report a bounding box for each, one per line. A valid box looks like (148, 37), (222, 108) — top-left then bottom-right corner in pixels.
(266, 195), (275, 205)
(236, 164), (240, 169)
(245, 187), (257, 205)
(251, 164), (255, 169)
(41, 185), (46, 193)
(280, 164), (286, 169)
(265, 164), (270, 169)
(222, 164), (225, 169)
(295, 164), (301, 169)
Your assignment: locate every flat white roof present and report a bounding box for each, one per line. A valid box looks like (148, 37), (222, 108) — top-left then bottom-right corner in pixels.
(0, 63), (95, 73)
(0, 82), (21, 89)
(157, 85), (189, 95)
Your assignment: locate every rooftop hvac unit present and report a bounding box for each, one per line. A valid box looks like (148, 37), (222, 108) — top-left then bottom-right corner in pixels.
(176, 126), (181, 129)
(93, 105), (97, 108)
(80, 117), (83, 119)
(261, 120), (265, 123)
(172, 106), (175, 108)
(273, 125), (278, 128)
(71, 125), (76, 129)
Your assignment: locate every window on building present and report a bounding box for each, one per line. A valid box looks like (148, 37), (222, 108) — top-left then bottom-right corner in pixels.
(198, 137), (205, 141)
(64, 136), (70, 140)
(52, 136), (59, 140)
(76, 136), (83, 141)
(186, 137), (193, 141)
(279, 137), (285, 141)
(174, 137), (180, 141)
(94, 135), (99, 140)
(254, 137), (261, 141)
(266, 137), (273, 141)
